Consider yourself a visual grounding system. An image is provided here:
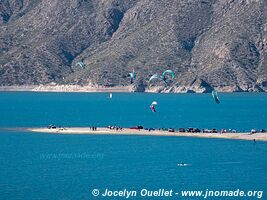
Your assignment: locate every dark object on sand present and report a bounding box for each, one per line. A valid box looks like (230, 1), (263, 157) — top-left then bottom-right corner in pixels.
(179, 128), (186, 132)
(47, 124), (57, 129)
(250, 129), (257, 134)
(194, 128), (201, 133)
(145, 128), (155, 131)
(212, 129), (218, 133)
(202, 129), (211, 133)
(130, 125), (143, 130)
(187, 128), (201, 133)
(168, 128), (175, 132)
(187, 127), (194, 133)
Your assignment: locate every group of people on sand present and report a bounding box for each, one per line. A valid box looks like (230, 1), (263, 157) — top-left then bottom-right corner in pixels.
(89, 126), (97, 131)
(107, 125), (123, 131)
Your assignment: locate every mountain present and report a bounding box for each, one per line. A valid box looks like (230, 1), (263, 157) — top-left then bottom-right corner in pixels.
(0, 0), (267, 92)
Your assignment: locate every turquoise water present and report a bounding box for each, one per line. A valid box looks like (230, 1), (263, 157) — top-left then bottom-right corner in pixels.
(0, 92), (266, 130)
(0, 92), (267, 200)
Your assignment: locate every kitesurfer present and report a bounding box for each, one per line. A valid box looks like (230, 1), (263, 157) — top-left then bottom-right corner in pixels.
(150, 104), (156, 112)
(150, 101), (158, 112)
(212, 90), (220, 104)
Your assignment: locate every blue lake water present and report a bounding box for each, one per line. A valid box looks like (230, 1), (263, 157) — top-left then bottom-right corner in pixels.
(0, 92), (267, 200)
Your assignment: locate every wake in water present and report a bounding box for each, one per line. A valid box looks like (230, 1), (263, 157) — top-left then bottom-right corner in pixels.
(177, 163), (192, 167)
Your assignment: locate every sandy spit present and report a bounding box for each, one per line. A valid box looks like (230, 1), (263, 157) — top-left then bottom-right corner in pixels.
(28, 127), (267, 141)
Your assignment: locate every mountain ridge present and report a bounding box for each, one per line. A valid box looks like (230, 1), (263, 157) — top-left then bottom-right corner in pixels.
(1, 0), (266, 92)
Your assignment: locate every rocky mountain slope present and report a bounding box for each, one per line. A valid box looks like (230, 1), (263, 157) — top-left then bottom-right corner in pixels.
(0, 0), (266, 92)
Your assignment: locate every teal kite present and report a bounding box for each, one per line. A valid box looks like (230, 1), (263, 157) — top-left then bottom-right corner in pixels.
(128, 69), (136, 84)
(161, 70), (175, 83)
(76, 61), (85, 68)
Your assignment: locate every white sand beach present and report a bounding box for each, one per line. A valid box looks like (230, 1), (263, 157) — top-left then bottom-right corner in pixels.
(28, 127), (267, 141)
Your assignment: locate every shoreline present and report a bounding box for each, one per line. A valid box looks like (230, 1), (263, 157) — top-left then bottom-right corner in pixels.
(27, 127), (267, 141)
(0, 85), (133, 93)
(1, 85), (266, 93)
